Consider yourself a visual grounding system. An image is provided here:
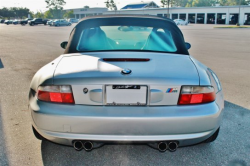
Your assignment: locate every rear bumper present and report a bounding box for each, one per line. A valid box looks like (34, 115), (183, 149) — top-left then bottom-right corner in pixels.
(32, 124), (218, 147)
(30, 91), (224, 147)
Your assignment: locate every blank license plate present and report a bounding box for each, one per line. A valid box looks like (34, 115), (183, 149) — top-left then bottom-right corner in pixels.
(106, 85), (147, 105)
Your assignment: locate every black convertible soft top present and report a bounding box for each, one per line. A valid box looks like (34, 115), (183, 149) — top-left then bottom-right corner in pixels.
(64, 15), (189, 55)
(77, 14), (177, 24)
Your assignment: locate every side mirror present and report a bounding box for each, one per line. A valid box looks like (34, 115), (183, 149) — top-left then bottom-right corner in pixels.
(185, 42), (191, 50)
(60, 41), (68, 49)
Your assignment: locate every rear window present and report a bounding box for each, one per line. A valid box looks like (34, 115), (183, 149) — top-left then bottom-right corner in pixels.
(67, 17), (189, 55)
(76, 26), (177, 53)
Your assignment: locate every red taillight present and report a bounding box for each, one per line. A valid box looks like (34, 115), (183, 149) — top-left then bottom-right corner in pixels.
(37, 85), (75, 104)
(50, 92), (62, 102)
(178, 86), (215, 105)
(61, 93), (75, 103)
(37, 91), (50, 102)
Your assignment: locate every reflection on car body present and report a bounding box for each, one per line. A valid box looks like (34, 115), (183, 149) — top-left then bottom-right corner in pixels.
(118, 26), (148, 31)
(30, 15), (224, 152)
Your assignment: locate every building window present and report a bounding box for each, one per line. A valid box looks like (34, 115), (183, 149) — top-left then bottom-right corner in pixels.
(179, 14), (186, 21)
(172, 14), (178, 20)
(244, 13), (250, 25)
(197, 13), (205, 24)
(164, 14), (170, 18)
(157, 14), (163, 17)
(207, 13), (215, 24)
(229, 14), (239, 25)
(188, 14), (195, 23)
(217, 13), (226, 24)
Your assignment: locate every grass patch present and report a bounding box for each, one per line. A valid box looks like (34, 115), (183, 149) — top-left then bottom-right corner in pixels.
(214, 26), (250, 29)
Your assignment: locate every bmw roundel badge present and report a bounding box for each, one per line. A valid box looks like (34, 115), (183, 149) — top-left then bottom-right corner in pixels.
(121, 68), (132, 75)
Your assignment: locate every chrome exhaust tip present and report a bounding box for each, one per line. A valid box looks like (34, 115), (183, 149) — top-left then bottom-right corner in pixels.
(83, 141), (93, 151)
(168, 142), (178, 152)
(73, 141), (83, 151)
(158, 142), (168, 152)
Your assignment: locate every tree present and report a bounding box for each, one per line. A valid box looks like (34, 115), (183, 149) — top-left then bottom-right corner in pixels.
(186, 0), (194, 7)
(191, 0), (214, 7)
(33, 11), (44, 19)
(63, 10), (74, 19)
(44, 9), (54, 19)
(173, 0), (190, 6)
(45, 0), (66, 10)
(161, 0), (171, 17)
(219, 0), (249, 5)
(161, 0), (171, 7)
(105, 0), (117, 10)
(45, 0), (66, 18)
(0, 8), (10, 18)
(0, 7), (31, 19)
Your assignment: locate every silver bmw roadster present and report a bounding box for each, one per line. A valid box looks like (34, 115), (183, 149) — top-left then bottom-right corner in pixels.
(29, 15), (224, 152)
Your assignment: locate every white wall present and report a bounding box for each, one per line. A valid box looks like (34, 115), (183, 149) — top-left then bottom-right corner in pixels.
(71, 8), (108, 19)
(102, 6), (250, 25)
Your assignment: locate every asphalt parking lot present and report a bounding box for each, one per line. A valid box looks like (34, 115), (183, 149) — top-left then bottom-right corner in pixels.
(0, 23), (250, 166)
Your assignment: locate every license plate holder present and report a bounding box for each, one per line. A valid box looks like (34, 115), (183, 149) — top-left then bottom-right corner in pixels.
(105, 85), (147, 106)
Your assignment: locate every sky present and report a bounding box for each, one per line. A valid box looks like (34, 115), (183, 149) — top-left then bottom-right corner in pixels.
(0, 0), (162, 12)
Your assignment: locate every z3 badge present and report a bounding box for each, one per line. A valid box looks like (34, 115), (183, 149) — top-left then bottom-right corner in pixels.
(166, 88), (178, 93)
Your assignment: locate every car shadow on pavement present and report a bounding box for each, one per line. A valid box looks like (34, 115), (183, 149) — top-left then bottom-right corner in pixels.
(0, 58), (4, 69)
(0, 104), (10, 165)
(41, 101), (250, 166)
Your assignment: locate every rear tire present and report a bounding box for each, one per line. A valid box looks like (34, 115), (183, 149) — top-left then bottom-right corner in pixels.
(204, 127), (220, 143)
(32, 126), (45, 140)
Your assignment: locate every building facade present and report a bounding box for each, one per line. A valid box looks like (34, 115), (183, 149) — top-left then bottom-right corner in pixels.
(121, 1), (159, 10)
(65, 7), (108, 19)
(67, 5), (250, 25)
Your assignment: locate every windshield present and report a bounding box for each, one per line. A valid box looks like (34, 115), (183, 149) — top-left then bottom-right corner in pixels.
(76, 26), (177, 53)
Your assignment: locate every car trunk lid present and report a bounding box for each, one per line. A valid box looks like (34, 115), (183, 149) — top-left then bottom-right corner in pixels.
(53, 52), (199, 106)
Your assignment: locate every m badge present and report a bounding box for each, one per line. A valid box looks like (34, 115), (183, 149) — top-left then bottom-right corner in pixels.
(166, 88), (178, 93)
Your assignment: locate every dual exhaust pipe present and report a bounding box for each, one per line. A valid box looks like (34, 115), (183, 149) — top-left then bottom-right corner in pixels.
(73, 141), (93, 151)
(73, 140), (178, 152)
(158, 141), (178, 152)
